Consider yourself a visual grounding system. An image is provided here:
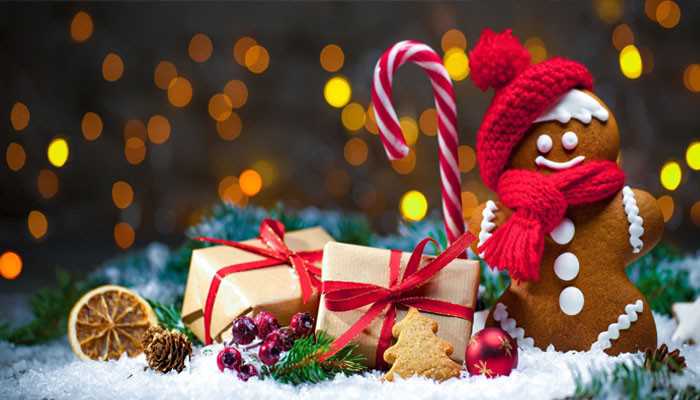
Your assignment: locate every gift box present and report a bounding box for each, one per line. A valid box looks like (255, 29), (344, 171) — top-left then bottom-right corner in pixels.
(181, 220), (333, 344)
(317, 235), (479, 368)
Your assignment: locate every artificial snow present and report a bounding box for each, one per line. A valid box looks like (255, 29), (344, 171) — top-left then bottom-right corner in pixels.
(2, 311), (698, 400)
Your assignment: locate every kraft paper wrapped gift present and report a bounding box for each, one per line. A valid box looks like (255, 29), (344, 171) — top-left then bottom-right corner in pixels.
(181, 226), (333, 344)
(316, 241), (480, 368)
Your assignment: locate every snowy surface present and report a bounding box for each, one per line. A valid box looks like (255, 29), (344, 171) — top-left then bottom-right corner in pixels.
(2, 312), (698, 400)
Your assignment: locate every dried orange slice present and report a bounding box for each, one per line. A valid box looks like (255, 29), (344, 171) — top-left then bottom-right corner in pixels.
(68, 285), (157, 361)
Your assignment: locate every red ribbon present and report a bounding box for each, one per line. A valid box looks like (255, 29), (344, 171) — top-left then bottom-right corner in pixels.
(320, 231), (476, 368)
(196, 219), (323, 344)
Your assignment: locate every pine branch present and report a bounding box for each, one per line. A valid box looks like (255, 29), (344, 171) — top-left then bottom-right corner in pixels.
(265, 331), (365, 385)
(146, 299), (201, 345)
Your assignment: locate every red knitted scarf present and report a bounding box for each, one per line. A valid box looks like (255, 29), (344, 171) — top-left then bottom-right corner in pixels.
(478, 160), (625, 282)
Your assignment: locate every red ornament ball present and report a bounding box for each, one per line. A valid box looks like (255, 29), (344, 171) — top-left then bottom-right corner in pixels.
(465, 327), (518, 378)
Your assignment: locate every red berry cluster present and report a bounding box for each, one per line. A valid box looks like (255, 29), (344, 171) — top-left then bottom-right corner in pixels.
(216, 311), (315, 380)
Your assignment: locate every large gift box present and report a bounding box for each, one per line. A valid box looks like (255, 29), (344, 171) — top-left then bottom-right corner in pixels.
(181, 220), (333, 344)
(317, 234), (479, 368)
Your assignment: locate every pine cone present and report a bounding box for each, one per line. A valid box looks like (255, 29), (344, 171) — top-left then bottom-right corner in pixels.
(643, 344), (686, 374)
(142, 325), (192, 373)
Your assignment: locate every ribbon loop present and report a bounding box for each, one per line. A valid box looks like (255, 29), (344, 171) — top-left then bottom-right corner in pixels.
(195, 219), (323, 344)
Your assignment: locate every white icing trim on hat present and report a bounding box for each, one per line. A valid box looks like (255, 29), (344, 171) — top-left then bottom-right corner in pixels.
(493, 303), (535, 349)
(622, 186), (644, 253)
(534, 89), (609, 125)
(590, 300), (643, 351)
(477, 200), (498, 257)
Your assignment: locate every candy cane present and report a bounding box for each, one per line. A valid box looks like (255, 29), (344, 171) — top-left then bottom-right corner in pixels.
(371, 40), (464, 243)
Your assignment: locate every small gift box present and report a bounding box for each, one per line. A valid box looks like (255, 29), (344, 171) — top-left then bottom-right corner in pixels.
(181, 219), (333, 344)
(316, 233), (479, 369)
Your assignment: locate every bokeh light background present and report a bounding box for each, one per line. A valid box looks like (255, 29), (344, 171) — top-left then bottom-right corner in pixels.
(2, 1), (700, 292)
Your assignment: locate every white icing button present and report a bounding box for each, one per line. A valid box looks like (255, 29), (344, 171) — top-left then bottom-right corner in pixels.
(561, 131), (578, 150)
(550, 218), (575, 245)
(559, 286), (585, 316)
(553, 252), (579, 281)
(537, 134), (553, 153)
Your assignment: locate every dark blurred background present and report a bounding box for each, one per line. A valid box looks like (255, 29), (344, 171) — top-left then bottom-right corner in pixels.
(2, 1), (699, 293)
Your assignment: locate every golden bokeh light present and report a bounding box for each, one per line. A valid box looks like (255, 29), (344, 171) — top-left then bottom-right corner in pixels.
(224, 80), (248, 109)
(252, 159), (277, 187)
(365, 103), (378, 134)
(612, 24), (634, 51)
(114, 222), (135, 250)
(245, 45), (270, 74)
(233, 36), (257, 66)
(524, 37), (547, 63)
(344, 137), (368, 166)
(81, 112), (103, 141)
(594, 0), (623, 23)
(28, 210), (48, 239)
(461, 191), (479, 218)
(168, 77), (193, 107)
(645, 0), (662, 20)
(6, 142), (26, 172)
(0, 251), (22, 280)
(47, 138), (69, 168)
(124, 119), (146, 141)
(147, 115), (171, 144)
(216, 112), (242, 141)
(656, 195), (674, 223)
(656, 0), (681, 28)
(37, 169), (59, 199)
(324, 76), (351, 108)
(400, 190), (428, 222)
(102, 52), (124, 82)
(125, 137), (146, 165)
(391, 148), (416, 175)
(690, 201), (700, 226)
(441, 29), (467, 52)
(320, 44), (344, 72)
(70, 11), (93, 42)
(458, 145), (476, 173)
(325, 168), (351, 197)
(239, 169), (263, 196)
(208, 93), (233, 122)
(112, 181), (134, 209)
(399, 117), (419, 146)
(683, 64), (700, 93)
(10, 102), (30, 131)
(154, 61), (178, 90)
(218, 176), (245, 204)
(660, 161), (682, 191)
(619, 45), (642, 79)
(341, 102), (366, 132)
(188, 33), (213, 63)
(443, 48), (470, 81)
(419, 108), (438, 136)
(686, 141), (700, 170)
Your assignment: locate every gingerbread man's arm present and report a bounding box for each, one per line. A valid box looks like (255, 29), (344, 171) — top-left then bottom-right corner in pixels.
(466, 200), (513, 255)
(623, 187), (664, 263)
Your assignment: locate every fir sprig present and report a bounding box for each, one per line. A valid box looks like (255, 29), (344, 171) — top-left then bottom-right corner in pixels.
(264, 331), (366, 385)
(146, 298), (200, 345)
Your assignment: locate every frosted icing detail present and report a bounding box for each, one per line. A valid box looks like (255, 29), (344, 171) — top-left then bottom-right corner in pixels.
(590, 300), (643, 351)
(477, 200), (498, 257)
(493, 303), (535, 349)
(534, 89), (609, 125)
(622, 186), (644, 253)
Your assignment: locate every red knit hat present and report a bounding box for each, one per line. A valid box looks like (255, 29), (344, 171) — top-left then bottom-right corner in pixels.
(469, 29), (594, 190)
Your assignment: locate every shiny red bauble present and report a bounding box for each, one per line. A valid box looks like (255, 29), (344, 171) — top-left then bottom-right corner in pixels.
(465, 327), (518, 378)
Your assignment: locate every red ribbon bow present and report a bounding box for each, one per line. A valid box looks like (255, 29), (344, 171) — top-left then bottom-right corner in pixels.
(196, 219), (323, 344)
(321, 231), (476, 368)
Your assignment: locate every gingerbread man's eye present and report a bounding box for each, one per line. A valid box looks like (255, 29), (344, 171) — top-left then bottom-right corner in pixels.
(536, 134), (553, 154)
(562, 131), (579, 150)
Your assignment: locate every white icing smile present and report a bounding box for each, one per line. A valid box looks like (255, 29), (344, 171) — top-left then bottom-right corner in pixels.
(535, 155), (586, 170)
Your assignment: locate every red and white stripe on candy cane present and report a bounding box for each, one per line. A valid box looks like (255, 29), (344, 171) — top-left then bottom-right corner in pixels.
(371, 40), (464, 243)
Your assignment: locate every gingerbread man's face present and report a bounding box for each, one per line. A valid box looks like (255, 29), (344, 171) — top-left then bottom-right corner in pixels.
(509, 90), (620, 173)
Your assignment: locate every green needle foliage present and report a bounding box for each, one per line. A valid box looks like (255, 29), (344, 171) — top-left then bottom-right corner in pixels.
(147, 298), (200, 345)
(264, 331), (366, 385)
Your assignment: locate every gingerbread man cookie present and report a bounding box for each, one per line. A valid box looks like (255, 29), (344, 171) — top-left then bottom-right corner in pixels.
(466, 29), (664, 355)
(383, 307), (462, 382)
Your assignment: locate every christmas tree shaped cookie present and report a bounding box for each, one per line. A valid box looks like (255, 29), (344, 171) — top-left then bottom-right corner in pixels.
(383, 307), (462, 382)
